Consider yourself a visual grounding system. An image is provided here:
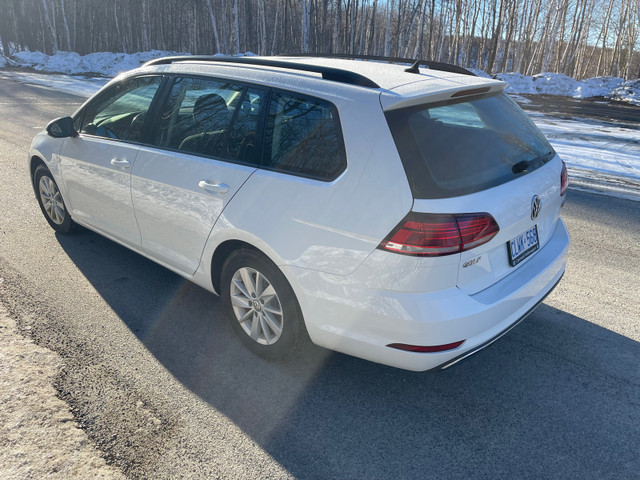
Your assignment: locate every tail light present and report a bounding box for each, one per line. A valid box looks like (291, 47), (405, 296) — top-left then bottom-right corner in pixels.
(378, 212), (499, 257)
(560, 160), (569, 196)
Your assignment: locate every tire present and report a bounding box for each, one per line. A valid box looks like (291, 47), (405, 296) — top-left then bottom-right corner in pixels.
(33, 165), (76, 234)
(220, 248), (309, 359)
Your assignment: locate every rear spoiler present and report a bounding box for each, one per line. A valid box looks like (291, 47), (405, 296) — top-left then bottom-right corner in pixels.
(381, 79), (508, 111)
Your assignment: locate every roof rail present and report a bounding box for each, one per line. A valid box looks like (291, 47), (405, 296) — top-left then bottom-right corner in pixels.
(280, 53), (477, 76)
(143, 55), (381, 88)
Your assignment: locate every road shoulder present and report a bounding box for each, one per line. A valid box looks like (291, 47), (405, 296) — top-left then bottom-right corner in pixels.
(0, 301), (124, 479)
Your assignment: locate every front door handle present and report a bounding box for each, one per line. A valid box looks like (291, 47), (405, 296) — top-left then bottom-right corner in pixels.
(110, 158), (131, 168)
(198, 180), (229, 194)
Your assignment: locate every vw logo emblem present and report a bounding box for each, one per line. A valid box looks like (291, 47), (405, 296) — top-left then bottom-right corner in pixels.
(531, 195), (542, 220)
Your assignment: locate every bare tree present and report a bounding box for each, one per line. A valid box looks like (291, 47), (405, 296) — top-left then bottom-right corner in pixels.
(0, 0), (638, 79)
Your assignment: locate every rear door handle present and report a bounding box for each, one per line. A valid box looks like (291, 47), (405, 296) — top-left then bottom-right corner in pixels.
(198, 180), (229, 194)
(110, 158), (131, 168)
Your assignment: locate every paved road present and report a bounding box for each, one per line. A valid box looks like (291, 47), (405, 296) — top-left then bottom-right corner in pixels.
(1, 77), (639, 479)
(520, 93), (640, 127)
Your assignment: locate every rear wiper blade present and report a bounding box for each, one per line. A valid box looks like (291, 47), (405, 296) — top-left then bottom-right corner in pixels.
(512, 151), (555, 174)
(512, 160), (531, 174)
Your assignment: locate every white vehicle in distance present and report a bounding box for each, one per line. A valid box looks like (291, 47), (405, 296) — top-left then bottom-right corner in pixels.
(29, 55), (569, 371)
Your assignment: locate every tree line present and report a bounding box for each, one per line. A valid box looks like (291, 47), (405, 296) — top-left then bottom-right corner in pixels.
(0, 0), (638, 79)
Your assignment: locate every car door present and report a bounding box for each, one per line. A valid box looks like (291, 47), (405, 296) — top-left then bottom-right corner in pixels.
(59, 75), (163, 247)
(130, 75), (265, 274)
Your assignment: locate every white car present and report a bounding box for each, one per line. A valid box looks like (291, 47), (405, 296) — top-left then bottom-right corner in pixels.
(29, 55), (569, 371)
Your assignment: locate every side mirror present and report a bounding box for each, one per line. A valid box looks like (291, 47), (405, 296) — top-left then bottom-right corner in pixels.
(46, 116), (77, 138)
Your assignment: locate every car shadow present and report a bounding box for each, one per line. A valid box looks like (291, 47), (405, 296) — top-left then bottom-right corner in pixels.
(55, 189), (640, 479)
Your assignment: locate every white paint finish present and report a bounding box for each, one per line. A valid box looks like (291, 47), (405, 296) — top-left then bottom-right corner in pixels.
(283, 219), (568, 371)
(406, 156), (566, 294)
(57, 135), (141, 247)
(27, 57), (572, 371)
(380, 77), (507, 111)
(208, 91), (413, 276)
(28, 132), (66, 194)
(354, 249), (461, 293)
(131, 146), (256, 275)
(457, 157), (565, 294)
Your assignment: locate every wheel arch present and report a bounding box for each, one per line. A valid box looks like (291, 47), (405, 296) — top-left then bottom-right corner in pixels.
(29, 156), (47, 186)
(215, 239), (312, 356)
(210, 239), (263, 295)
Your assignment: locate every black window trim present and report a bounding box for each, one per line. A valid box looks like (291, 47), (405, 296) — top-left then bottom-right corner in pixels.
(72, 72), (348, 182)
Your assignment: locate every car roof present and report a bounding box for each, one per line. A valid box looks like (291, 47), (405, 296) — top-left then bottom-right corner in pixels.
(132, 55), (507, 110)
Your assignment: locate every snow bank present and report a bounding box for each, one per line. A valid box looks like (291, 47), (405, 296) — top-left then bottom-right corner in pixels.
(497, 71), (621, 97)
(5, 50), (639, 106)
(11, 49), (181, 77)
(0, 305), (125, 479)
(7, 49), (264, 77)
(493, 71), (636, 105)
(609, 79), (640, 106)
(572, 76), (626, 99)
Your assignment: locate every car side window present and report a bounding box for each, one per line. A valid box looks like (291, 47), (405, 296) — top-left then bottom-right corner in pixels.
(152, 76), (265, 165)
(224, 88), (264, 164)
(78, 76), (162, 142)
(263, 92), (346, 181)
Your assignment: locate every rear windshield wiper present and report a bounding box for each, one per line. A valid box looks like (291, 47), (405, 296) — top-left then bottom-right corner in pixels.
(512, 160), (531, 174)
(512, 151), (555, 174)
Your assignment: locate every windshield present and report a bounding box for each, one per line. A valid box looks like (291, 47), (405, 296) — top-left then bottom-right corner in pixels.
(385, 92), (554, 199)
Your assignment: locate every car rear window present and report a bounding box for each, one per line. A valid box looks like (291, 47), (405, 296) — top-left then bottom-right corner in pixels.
(385, 92), (555, 199)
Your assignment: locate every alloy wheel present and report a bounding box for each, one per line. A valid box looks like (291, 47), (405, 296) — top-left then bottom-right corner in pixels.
(38, 175), (65, 225)
(230, 267), (284, 345)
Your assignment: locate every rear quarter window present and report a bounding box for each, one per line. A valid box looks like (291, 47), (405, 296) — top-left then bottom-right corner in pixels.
(263, 92), (346, 181)
(386, 92), (554, 199)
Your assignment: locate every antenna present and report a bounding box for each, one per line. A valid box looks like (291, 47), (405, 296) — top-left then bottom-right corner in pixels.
(404, 60), (421, 74)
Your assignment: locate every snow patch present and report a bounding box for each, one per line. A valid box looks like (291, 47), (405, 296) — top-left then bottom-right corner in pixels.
(496, 71), (639, 105)
(0, 70), (108, 97)
(533, 72), (577, 96)
(497, 71), (580, 96)
(496, 72), (539, 94)
(0, 304), (125, 479)
(572, 76), (625, 99)
(609, 79), (640, 106)
(533, 115), (640, 200)
(11, 49), (183, 77)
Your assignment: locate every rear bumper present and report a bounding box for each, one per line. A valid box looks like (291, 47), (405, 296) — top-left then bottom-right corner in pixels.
(285, 218), (570, 371)
(437, 271), (563, 371)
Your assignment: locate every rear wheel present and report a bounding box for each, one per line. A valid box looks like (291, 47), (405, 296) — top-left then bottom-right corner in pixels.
(221, 248), (308, 359)
(34, 165), (75, 234)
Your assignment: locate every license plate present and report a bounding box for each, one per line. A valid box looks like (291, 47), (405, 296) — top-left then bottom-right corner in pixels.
(507, 225), (539, 267)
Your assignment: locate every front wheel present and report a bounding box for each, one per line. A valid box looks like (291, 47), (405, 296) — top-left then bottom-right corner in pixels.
(33, 165), (76, 234)
(220, 249), (308, 359)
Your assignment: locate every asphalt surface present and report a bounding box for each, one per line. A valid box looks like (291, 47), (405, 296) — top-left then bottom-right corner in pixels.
(1, 76), (639, 479)
(520, 94), (640, 127)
